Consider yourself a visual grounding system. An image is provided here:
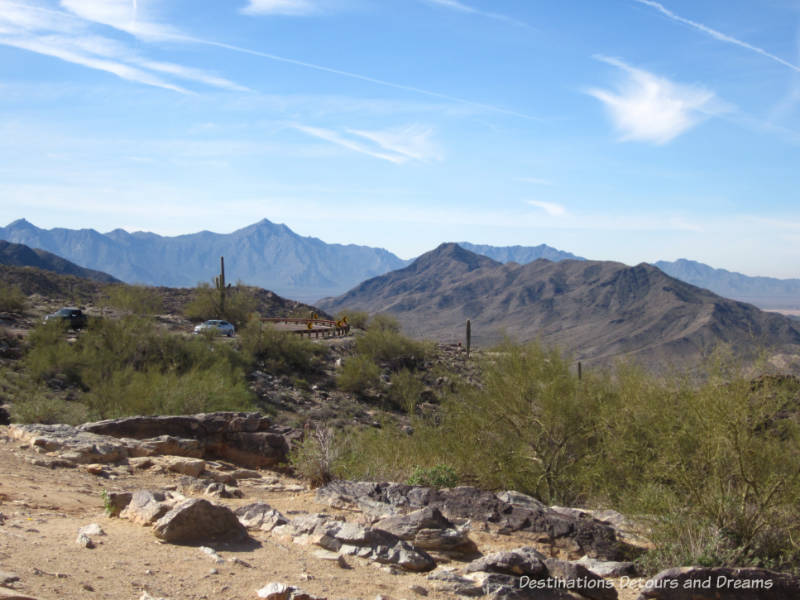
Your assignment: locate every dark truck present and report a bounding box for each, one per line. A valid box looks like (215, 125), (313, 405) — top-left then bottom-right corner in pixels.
(44, 307), (88, 330)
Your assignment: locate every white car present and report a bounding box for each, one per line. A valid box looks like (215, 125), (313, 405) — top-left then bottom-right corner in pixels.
(193, 319), (235, 337)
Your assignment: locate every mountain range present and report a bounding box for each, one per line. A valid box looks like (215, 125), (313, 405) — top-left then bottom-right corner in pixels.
(0, 219), (405, 302)
(455, 242), (584, 264)
(1, 219), (798, 310)
(654, 259), (800, 310)
(318, 243), (800, 367)
(0, 240), (119, 283)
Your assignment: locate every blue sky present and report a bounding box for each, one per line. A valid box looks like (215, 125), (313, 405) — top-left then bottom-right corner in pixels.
(1, 0), (799, 277)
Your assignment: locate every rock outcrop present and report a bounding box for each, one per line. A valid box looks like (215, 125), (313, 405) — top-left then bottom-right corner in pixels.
(8, 412), (293, 469)
(317, 481), (643, 561)
(235, 502), (289, 532)
(276, 513), (436, 572)
(373, 506), (477, 557)
(429, 546), (618, 600)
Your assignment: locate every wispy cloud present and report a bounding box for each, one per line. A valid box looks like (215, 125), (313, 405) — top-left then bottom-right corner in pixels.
(5, 1), (538, 119)
(189, 37), (541, 121)
(527, 200), (566, 217)
(293, 123), (441, 164)
(0, 33), (188, 93)
(348, 125), (441, 162)
(634, 0), (800, 74)
(0, 0), (247, 93)
(587, 56), (723, 144)
(423, 0), (533, 30)
(59, 0), (177, 41)
(139, 60), (248, 92)
(241, 0), (320, 16)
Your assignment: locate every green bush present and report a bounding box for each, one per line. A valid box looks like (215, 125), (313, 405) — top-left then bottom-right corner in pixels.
(326, 341), (800, 572)
(104, 284), (163, 315)
(0, 283), (25, 312)
(406, 464), (458, 488)
(387, 368), (424, 414)
(239, 317), (326, 374)
(368, 313), (401, 333)
(83, 365), (251, 419)
(11, 393), (90, 425)
(355, 327), (431, 370)
(337, 354), (381, 394)
(21, 315), (253, 420)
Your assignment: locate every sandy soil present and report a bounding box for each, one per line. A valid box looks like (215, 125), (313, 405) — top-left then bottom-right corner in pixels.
(0, 429), (643, 600)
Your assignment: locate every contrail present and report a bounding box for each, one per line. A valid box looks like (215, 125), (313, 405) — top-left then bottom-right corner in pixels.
(175, 35), (541, 121)
(634, 0), (800, 74)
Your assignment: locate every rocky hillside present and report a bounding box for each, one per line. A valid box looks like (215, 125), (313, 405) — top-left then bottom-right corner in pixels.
(319, 243), (800, 367)
(0, 219), (407, 302)
(0, 264), (323, 320)
(0, 240), (119, 283)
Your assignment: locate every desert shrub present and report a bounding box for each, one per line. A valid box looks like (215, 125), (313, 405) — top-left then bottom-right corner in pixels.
(329, 340), (800, 572)
(624, 356), (800, 571)
(332, 420), (457, 483)
(2, 362), (89, 424)
(24, 321), (85, 386)
(355, 327), (431, 370)
(0, 325), (20, 357)
(239, 317), (326, 374)
(433, 341), (610, 503)
(83, 365), (251, 419)
(387, 368), (424, 414)
(290, 425), (339, 487)
(22, 315), (253, 419)
(10, 388), (90, 425)
(406, 464), (458, 488)
(337, 310), (368, 330)
(336, 354), (381, 394)
(368, 313), (401, 333)
(183, 282), (258, 327)
(104, 284), (163, 315)
(0, 283), (25, 312)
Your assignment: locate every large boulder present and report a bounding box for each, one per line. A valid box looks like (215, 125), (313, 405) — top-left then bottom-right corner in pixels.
(120, 490), (177, 525)
(544, 557), (617, 600)
(281, 513), (435, 572)
(464, 547), (548, 578)
(152, 498), (249, 544)
(374, 506), (476, 555)
(235, 502), (288, 532)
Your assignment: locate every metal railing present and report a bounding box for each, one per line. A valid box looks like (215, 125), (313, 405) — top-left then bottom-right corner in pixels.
(261, 317), (351, 338)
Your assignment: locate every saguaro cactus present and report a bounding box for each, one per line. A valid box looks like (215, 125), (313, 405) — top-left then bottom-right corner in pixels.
(466, 319), (471, 358)
(214, 256), (226, 315)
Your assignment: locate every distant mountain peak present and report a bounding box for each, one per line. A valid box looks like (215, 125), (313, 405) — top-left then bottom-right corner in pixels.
(410, 243), (499, 271)
(457, 241), (584, 264)
(7, 218), (35, 228)
(320, 253), (800, 367)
